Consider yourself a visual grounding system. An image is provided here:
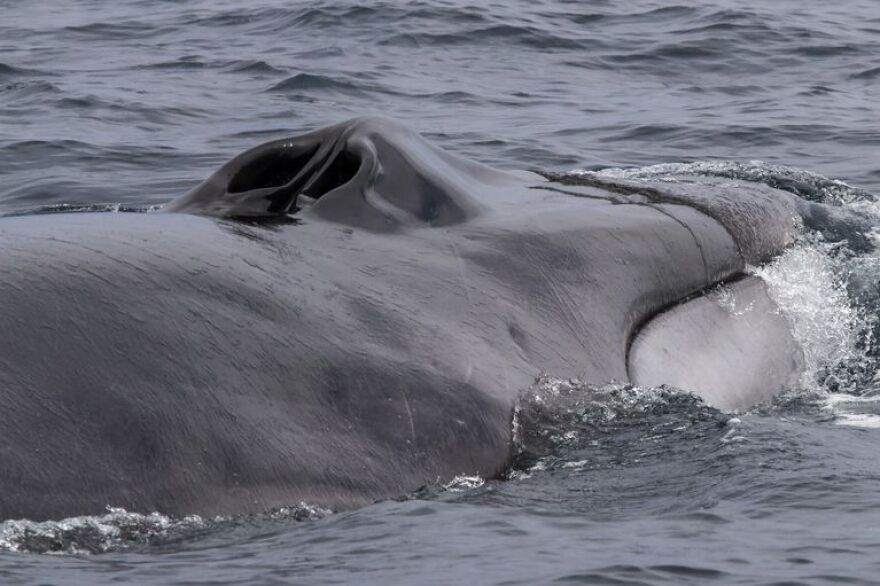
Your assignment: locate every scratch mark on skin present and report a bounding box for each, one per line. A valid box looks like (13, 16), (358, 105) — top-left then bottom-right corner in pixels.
(449, 239), (474, 309)
(525, 242), (592, 357)
(400, 388), (417, 447)
(448, 237), (475, 383)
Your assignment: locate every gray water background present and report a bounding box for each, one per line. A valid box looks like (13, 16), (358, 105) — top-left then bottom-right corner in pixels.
(1, 1), (880, 584)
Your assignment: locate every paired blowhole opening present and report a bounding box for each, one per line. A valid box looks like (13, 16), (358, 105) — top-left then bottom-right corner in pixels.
(227, 145), (361, 211)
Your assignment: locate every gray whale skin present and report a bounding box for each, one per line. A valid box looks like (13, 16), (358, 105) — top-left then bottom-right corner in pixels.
(0, 116), (808, 521)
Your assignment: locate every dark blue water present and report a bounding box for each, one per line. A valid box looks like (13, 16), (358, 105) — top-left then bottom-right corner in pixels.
(2, 1), (880, 584)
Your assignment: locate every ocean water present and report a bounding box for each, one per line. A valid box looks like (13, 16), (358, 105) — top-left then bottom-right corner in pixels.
(1, 1), (879, 584)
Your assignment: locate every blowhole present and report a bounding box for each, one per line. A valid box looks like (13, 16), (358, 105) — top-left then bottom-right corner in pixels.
(227, 145), (319, 194)
(301, 149), (361, 200)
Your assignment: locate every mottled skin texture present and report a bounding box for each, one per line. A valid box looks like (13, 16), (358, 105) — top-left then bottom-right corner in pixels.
(0, 117), (804, 520)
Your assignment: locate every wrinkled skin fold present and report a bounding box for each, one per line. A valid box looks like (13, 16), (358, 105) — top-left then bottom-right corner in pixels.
(0, 117), (812, 520)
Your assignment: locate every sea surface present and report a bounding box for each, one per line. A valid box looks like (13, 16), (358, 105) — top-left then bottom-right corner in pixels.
(1, 1), (879, 584)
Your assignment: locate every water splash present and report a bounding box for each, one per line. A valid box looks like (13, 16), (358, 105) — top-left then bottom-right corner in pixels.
(0, 507), (209, 554)
(823, 394), (880, 428)
(510, 377), (730, 475)
(752, 227), (880, 410)
(443, 475), (486, 492)
(0, 502), (330, 555)
(0, 202), (162, 217)
(752, 237), (861, 389)
(263, 502), (333, 522)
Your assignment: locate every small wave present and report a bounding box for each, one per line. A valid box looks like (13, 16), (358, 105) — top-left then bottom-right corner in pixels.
(560, 563), (727, 584)
(798, 85), (837, 96)
(564, 5), (696, 27)
(851, 66), (880, 80)
(184, 9), (267, 27)
(0, 63), (33, 78)
(291, 5), (485, 30)
(605, 43), (724, 64)
(195, 5), (450, 35)
(381, 24), (585, 50)
(139, 57), (207, 70)
(470, 24), (585, 50)
(266, 73), (363, 94)
(378, 32), (463, 48)
(223, 60), (286, 75)
(291, 6), (378, 28)
(0, 139), (93, 156)
(54, 97), (93, 109)
(794, 44), (862, 57)
(64, 21), (160, 40)
(0, 80), (60, 100)
(54, 95), (106, 109)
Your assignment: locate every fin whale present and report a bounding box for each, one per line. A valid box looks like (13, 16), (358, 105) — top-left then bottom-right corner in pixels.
(0, 116), (810, 520)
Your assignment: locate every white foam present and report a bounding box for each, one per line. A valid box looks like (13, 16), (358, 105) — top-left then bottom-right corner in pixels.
(0, 507), (207, 554)
(831, 413), (880, 428)
(443, 475), (486, 492)
(0, 502), (331, 554)
(823, 394), (880, 428)
(752, 239), (860, 388)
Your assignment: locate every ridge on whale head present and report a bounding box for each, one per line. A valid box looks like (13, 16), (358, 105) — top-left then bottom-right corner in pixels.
(165, 115), (800, 265)
(0, 116), (817, 521)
